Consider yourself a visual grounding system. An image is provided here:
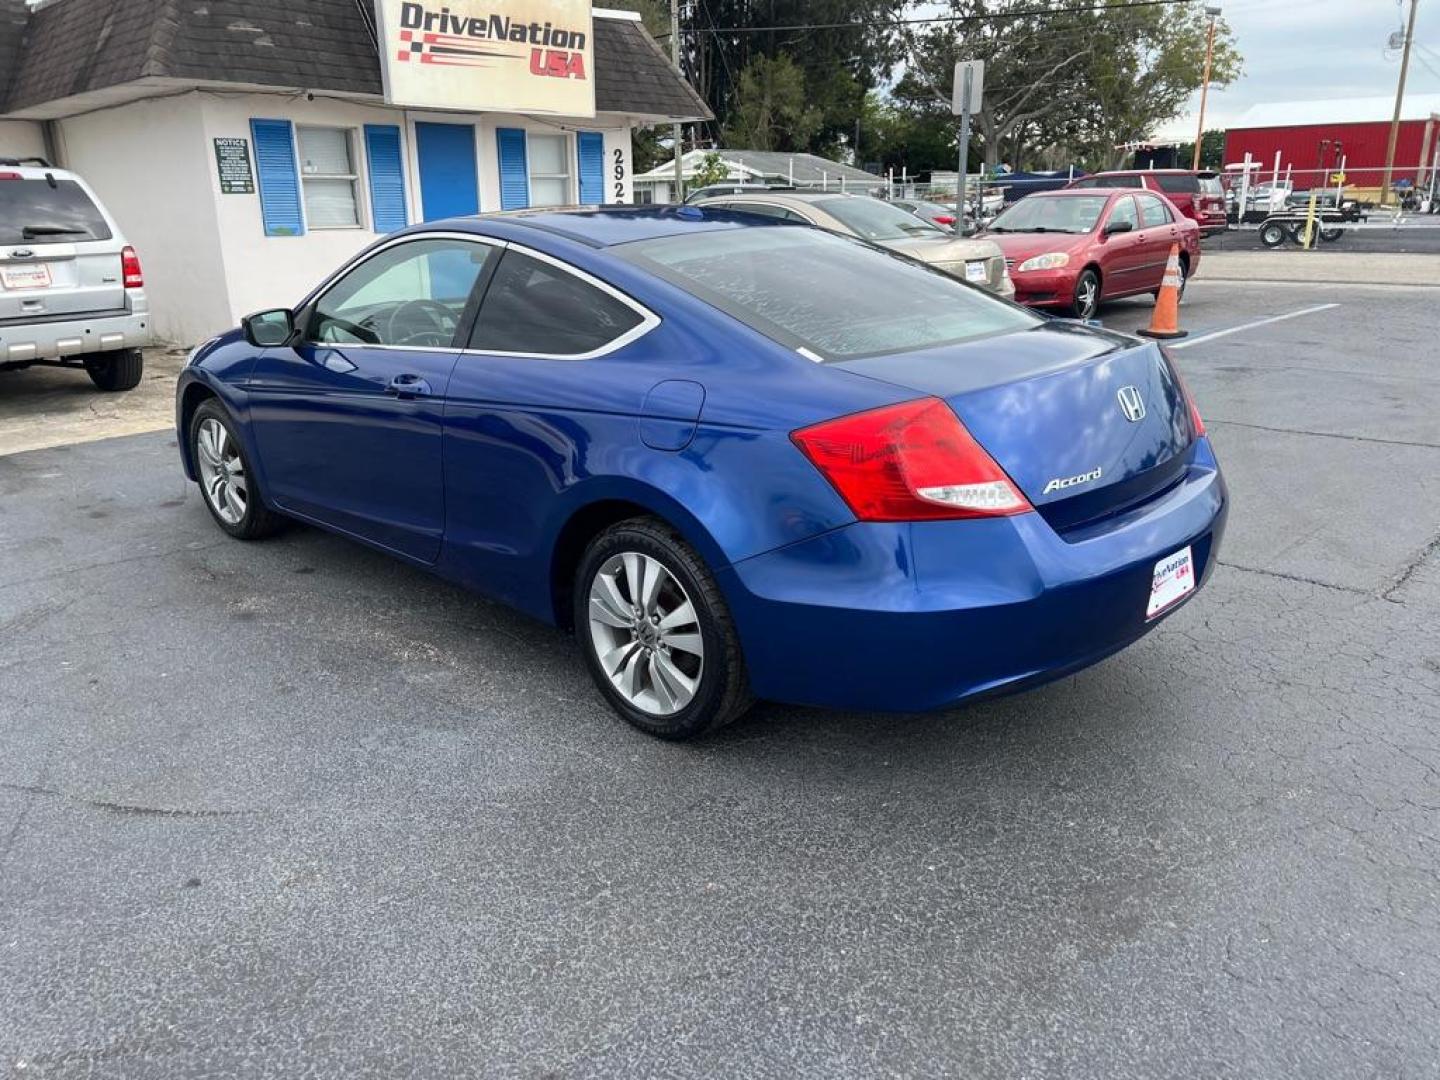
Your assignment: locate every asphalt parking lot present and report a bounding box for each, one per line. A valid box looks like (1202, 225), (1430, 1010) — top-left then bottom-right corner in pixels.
(2, 278), (1438, 1078)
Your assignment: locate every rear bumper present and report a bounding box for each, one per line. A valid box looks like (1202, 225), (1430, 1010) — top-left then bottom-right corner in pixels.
(0, 309), (151, 364)
(718, 438), (1227, 712)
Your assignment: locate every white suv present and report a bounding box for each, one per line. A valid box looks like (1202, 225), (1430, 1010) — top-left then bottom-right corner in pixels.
(0, 158), (151, 391)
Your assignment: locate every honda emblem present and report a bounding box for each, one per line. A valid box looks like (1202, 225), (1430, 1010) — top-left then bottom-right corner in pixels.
(1117, 385), (1146, 422)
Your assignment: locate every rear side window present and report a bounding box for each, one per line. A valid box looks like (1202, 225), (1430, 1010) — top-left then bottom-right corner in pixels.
(0, 178), (112, 244)
(1080, 175), (1137, 189)
(470, 250), (645, 357)
(1138, 194), (1173, 227)
(1155, 174), (1201, 195)
(615, 225), (1037, 362)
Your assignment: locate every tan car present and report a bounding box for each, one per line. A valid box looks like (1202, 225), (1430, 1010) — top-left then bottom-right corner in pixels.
(691, 191), (1015, 299)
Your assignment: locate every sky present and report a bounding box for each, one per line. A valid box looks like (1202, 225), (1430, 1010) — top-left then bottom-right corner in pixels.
(1155, 0), (1440, 138)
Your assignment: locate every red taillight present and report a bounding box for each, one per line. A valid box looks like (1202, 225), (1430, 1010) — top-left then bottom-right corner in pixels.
(0, 171), (20, 181)
(791, 397), (1031, 521)
(934, 214), (956, 226)
(1166, 354), (1206, 436)
(121, 245), (143, 288)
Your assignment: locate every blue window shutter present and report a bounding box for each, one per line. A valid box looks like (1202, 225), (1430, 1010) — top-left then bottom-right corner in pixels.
(363, 124), (408, 233)
(577, 131), (604, 204)
(249, 118), (304, 237)
(497, 128), (529, 211)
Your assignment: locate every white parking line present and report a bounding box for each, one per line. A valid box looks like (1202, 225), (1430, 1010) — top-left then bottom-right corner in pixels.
(1170, 303), (1340, 350)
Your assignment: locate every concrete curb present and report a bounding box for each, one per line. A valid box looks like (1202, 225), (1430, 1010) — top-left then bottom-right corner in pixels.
(1197, 251), (1440, 288)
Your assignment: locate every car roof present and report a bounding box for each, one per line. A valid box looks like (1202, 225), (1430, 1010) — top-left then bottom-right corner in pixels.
(1087, 168), (1219, 177)
(406, 205), (781, 249)
(1033, 188), (1133, 197)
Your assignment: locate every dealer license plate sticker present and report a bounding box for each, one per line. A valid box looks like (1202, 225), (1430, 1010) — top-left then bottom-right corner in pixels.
(1, 264), (52, 290)
(965, 261), (988, 284)
(1147, 545), (1195, 618)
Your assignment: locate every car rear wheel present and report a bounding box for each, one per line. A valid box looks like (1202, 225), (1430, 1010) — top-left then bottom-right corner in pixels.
(575, 516), (752, 740)
(190, 400), (283, 540)
(1069, 269), (1100, 320)
(83, 349), (143, 391)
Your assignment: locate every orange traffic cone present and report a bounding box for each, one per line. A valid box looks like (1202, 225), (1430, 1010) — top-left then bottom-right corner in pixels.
(1138, 243), (1187, 340)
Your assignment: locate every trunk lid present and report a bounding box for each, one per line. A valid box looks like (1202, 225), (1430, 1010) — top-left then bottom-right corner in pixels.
(0, 242), (126, 320)
(836, 323), (1199, 532)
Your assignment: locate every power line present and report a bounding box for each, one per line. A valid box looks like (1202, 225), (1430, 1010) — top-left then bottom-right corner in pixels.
(685, 0), (1190, 35)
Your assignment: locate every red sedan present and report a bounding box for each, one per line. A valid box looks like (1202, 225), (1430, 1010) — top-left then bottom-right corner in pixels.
(979, 189), (1202, 320)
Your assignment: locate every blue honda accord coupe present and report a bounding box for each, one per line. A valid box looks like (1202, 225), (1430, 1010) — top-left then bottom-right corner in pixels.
(176, 207), (1226, 739)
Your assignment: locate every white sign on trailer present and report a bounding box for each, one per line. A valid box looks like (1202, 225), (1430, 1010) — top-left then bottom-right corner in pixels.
(374, 0), (596, 117)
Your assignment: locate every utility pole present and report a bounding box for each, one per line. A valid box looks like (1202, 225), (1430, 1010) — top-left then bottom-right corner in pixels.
(670, 0), (684, 203)
(1192, 5), (1221, 171)
(1381, 0), (1419, 206)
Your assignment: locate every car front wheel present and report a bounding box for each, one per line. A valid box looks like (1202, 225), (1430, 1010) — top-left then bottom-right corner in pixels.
(1069, 269), (1100, 320)
(575, 517), (752, 740)
(189, 399), (282, 540)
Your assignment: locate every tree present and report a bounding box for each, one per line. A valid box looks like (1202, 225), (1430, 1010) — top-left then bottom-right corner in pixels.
(722, 54), (823, 150)
(885, 1), (1241, 173)
(691, 151), (732, 187)
(1174, 129), (1227, 171)
(1072, 5), (1241, 168)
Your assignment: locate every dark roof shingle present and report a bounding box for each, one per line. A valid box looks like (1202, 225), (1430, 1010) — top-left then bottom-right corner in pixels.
(3, 1), (710, 121)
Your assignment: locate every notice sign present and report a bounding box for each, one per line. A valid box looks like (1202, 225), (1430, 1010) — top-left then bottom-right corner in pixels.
(375, 0), (595, 118)
(213, 138), (255, 194)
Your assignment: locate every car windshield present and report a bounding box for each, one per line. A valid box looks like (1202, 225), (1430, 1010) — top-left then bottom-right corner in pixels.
(0, 178), (112, 244)
(813, 197), (942, 240)
(614, 226), (1037, 362)
(987, 196), (1108, 234)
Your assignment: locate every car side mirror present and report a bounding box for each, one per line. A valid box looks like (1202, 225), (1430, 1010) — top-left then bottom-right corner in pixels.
(1103, 220), (1133, 235)
(242, 308), (296, 347)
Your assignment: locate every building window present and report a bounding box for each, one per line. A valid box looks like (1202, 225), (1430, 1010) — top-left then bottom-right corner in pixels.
(527, 133), (571, 207)
(297, 126), (361, 228)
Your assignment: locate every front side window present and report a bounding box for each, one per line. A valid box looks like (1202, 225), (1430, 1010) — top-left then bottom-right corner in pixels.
(1138, 194), (1173, 227)
(528, 133), (571, 207)
(469, 250), (645, 356)
(1105, 196), (1139, 231)
(298, 126), (361, 228)
(615, 226), (1037, 362)
(308, 239), (494, 347)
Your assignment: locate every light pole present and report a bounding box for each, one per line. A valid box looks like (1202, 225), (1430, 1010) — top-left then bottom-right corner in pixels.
(1192, 5), (1221, 172)
(1381, 0), (1420, 206)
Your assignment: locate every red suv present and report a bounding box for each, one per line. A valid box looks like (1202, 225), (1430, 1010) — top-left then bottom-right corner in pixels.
(1066, 170), (1227, 236)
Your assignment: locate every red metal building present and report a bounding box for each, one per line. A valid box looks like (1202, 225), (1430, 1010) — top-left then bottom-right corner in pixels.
(1224, 94), (1440, 190)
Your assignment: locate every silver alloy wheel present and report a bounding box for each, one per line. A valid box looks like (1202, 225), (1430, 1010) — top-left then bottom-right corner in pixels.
(1075, 274), (1099, 319)
(587, 551), (704, 716)
(195, 417), (248, 526)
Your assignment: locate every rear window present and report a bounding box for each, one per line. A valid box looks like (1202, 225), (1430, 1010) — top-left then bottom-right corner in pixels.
(813, 197), (941, 240)
(614, 226), (1037, 362)
(0, 178), (112, 244)
(1154, 174), (1201, 195)
(1198, 174), (1223, 195)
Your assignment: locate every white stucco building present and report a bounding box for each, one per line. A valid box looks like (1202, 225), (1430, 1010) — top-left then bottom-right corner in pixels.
(0, 0), (708, 345)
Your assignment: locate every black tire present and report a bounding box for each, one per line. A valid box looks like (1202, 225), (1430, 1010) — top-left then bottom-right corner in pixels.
(1259, 222), (1287, 248)
(83, 348), (143, 391)
(1068, 268), (1100, 320)
(1319, 226), (1343, 243)
(574, 516), (753, 740)
(189, 399), (284, 540)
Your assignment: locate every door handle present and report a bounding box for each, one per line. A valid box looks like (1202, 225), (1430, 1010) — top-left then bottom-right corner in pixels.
(385, 373), (431, 399)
